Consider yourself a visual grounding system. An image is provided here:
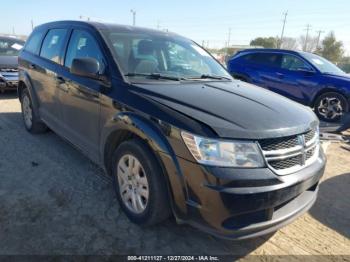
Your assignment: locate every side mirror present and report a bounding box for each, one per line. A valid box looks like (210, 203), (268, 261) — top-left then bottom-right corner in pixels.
(70, 58), (102, 80)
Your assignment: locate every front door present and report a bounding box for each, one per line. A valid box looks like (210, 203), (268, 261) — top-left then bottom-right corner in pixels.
(268, 54), (319, 105)
(57, 29), (106, 161)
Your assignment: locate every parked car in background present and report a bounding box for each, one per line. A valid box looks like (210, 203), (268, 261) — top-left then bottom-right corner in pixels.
(227, 49), (350, 122)
(18, 21), (325, 239)
(0, 36), (25, 93)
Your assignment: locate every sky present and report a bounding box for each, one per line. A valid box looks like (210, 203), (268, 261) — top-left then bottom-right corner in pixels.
(1, 0), (350, 54)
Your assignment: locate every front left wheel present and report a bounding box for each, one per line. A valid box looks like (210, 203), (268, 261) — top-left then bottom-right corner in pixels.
(314, 92), (348, 122)
(111, 139), (171, 226)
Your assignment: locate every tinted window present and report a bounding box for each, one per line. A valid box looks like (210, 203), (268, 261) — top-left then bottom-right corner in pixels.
(65, 30), (103, 69)
(24, 30), (45, 55)
(244, 53), (281, 67)
(40, 29), (68, 63)
(281, 54), (309, 71)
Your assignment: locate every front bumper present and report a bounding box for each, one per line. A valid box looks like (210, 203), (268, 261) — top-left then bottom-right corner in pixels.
(0, 72), (19, 90)
(173, 149), (326, 240)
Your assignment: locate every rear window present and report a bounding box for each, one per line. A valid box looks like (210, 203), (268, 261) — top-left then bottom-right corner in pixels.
(243, 53), (281, 67)
(0, 37), (25, 56)
(24, 30), (45, 55)
(40, 29), (68, 63)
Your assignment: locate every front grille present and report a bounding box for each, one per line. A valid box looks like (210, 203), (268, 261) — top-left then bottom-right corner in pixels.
(259, 128), (319, 175)
(260, 135), (298, 151)
(269, 155), (301, 170)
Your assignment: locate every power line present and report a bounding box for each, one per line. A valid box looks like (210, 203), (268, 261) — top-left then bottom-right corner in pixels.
(279, 11), (288, 48)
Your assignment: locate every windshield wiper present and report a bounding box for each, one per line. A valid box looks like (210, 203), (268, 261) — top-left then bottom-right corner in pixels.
(124, 73), (182, 81)
(187, 74), (232, 80)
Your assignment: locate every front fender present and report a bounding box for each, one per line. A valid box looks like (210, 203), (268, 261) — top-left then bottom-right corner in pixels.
(101, 111), (188, 219)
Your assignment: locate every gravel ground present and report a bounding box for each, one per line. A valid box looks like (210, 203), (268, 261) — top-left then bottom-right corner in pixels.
(0, 92), (349, 259)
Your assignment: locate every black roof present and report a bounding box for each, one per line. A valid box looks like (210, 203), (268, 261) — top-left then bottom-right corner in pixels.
(35, 20), (184, 39)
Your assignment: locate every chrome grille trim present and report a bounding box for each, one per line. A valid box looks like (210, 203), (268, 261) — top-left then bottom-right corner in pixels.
(259, 129), (319, 176)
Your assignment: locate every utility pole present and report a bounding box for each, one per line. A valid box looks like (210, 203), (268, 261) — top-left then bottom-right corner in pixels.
(130, 9), (136, 26)
(12, 27), (15, 35)
(31, 20), (34, 31)
(304, 24), (312, 51)
(226, 28), (231, 57)
(316, 30), (325, 50)
(157, 20), (160, 30)
(279, 11), (288, 48)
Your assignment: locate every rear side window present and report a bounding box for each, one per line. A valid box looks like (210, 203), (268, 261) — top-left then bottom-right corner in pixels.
(64, 30), (104, 69)
(40, 29), (68, 63)
(24, 30), (45, 55)
(244, 53), (281, 68)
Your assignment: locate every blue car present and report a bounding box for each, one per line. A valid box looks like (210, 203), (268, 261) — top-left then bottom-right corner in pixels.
(227, 49), (350, 122)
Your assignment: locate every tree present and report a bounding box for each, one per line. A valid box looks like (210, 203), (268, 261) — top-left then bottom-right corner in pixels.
(319, 32), (344, 63)
(338, 56), (350, 73)
(250, 37), (277, 48)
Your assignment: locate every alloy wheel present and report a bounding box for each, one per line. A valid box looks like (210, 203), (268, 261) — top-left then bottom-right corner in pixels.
(317, 96), (343, 120)
(22, 95), (33, 129)
(117, 154), (149, 214)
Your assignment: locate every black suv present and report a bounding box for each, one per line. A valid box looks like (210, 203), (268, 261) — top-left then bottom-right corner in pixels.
(0, 36), (25, 92)
(18, 21), (326, 239)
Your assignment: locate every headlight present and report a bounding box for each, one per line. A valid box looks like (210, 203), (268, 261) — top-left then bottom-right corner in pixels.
(181, 131), (265, 167)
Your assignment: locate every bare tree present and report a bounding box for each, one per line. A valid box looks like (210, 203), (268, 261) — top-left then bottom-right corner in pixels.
(280, 37), (298, 50)
(299, 35), (318, 52)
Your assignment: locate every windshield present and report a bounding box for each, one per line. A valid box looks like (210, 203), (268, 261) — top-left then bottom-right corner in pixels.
(0, 37), (25, 56)
(101, 30), (231, 80)
(302, 52), (345, 75)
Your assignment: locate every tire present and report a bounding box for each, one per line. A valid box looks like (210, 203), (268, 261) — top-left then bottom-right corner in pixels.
(20, 89), (47, 133)
(111, 139), (171, 226)
(314, 92), (349, 122)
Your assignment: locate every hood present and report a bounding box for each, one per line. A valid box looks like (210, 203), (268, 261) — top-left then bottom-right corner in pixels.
(323, 72), (350, 82)
(130, 80), (318, 139)
(0, 56), (18, 69)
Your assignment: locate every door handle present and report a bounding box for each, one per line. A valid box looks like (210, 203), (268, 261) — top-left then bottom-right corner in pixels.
(276, 72), (284, 79)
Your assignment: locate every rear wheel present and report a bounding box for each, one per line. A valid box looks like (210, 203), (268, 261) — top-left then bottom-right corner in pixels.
(111, 139), (171, 226)
(20, 89), (47, 133)
(314, 92), (348, 122)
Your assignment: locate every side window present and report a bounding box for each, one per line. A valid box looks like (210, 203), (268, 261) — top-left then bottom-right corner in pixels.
(24, 30), (45, 55)
(64, 30), (104, 69)
(40, 29), (68, 63)
(281, 55), (309, 71)
(249, 53), (281, 67)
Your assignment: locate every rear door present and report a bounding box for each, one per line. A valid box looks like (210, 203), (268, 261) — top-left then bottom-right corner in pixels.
(36, 28), (69, 129)
(56, 29), (106, 161)
(243, 53), (282, 89)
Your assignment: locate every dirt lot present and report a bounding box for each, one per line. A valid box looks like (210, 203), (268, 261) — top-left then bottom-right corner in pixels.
(0, 92), (349, 259)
